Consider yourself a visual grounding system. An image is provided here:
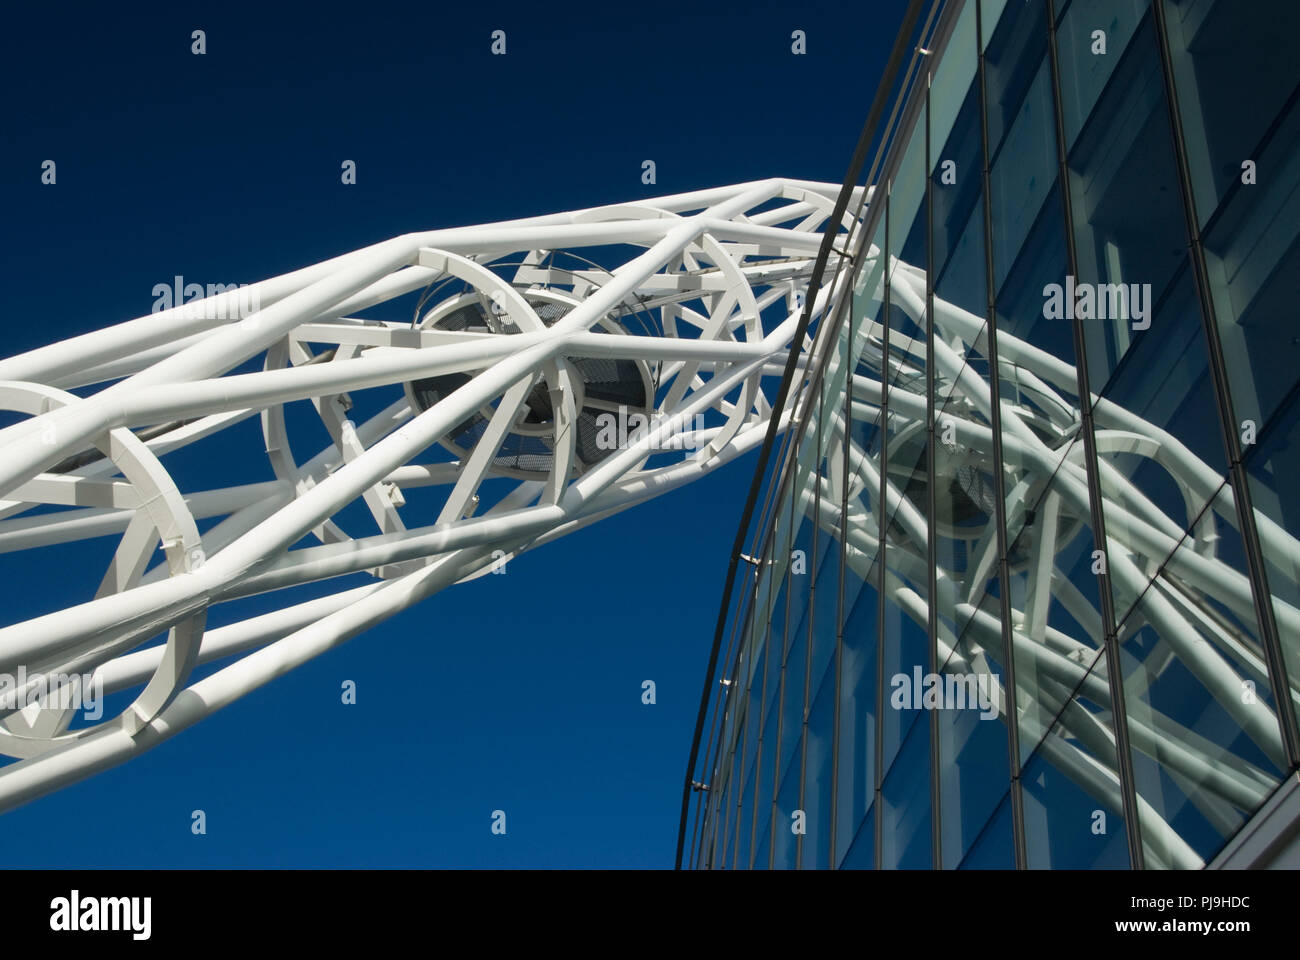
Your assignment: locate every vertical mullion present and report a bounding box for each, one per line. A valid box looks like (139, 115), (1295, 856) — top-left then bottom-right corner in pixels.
(924, 77), (943, 872)
(796, 413), (820, 869)
(768, 466), (799, 869)
(730, 697), (748, 870)
(747, 520), (791, 870)
(1044, 0), (1144, 869)
(747, 570), (771, 868)
(975, 0), (1029, 872)
(829, 242), (857, 868)
(874, 188), (891, 871)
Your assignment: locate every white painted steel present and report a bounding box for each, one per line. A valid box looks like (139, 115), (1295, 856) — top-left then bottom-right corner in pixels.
(0, 179), (853, 810)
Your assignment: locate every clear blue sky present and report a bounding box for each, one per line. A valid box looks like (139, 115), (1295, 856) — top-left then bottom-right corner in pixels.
(0, 0), (902, 867)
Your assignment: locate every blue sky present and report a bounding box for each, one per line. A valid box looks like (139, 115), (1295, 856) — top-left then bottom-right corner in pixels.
(0, 0), (901, 867)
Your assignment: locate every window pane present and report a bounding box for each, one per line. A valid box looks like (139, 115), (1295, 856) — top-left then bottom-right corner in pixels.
(1065, 11), (1187, 386)
(835, 561), (880, 866)
(989, 59), (1057, 293)
(1094, 261), (1230, 624)
(772, 752), (802, 869)
(938, 607), (1013, 867)
(1243, 391), (1300, 720)
(958, 790), (1015, 868)
(1022, 653), (1132, 868)
(1116, 482), (1286, 865)
(1199, 90), (1300, 438)
(1162, 0), (1300, 228)
(1056, 0), (1151, 148)
(880, 714), (933, 868)
(839, 802), (876, 868)
(800, 667), (835, 869)
(983, 0), (1049, 158)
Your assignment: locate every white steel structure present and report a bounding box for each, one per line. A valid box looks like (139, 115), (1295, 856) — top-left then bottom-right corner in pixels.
(2, 172), (1293, 866)
(0, 178), (861, 811)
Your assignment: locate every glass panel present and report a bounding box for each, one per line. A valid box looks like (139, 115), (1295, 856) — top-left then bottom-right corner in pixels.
(989, 59), (1057, 294)
(986, 85), (1112, 763)
(958, 791), (1016, 868)
(932, 181), (996, 647)
(786, 485), (815, 651)
(930, 2), (981, 265)
(839, 802), (876, 869)
(1003, 437), (1108, 760)
(1094, 261), (1230, 624)
(1117, 483), (1286, 866)
(982, 0), (1049, 161)
(753, 689), (778, 867)
(1064, 11), (1187, 387)
(735, 753), (755, 869)
(738, 649), (763, 837)
(935, 374), (1002, 639)
(881, 114), (931, 778)
(835, 556), (880, 867)
(938, 607), (1013, 868)
(1022, 653), (1132, 868)
(764, 572), (787, 722)
(752, 801), (772, 870)
(810, 511), (839, 701)
(810, 323), (851, 698)
(718, 762), (736, 869)
(1243, 391), (1300, 718)
(773, 423), (814, 853)
(992, 180), (1076, 365)
(887, 119), (929, 398)
(831, 209), (888, 871)
(881, 538), (931, 775)
(772, 753), (801, 869)
(776, 581), (808, 803)
(880, 712), (933, 869)
(1199, 86), (1300, 438)
(1056, 0), (1151, 148)
(800, 667), (835, 869)
(1162, 0), (1300, 229)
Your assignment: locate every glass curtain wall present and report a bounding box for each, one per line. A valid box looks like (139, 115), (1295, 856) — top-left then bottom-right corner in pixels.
(693, 0), (1300, 870)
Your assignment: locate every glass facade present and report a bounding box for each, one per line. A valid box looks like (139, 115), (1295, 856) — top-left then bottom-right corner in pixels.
(688, 0), (1300, 869)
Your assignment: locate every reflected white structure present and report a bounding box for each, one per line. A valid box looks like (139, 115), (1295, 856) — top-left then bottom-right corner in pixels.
(0, 179), (859, 811)
(797, 245), (1300, 868)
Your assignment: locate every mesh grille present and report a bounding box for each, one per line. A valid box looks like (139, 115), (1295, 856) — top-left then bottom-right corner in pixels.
(410, 294), (653, 474)
(576, 410), (608, 465)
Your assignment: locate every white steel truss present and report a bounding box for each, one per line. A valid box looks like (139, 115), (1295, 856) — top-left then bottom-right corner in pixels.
(0, 178), (860, 811)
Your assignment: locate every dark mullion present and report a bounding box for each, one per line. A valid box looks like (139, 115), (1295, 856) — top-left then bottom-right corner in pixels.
(975, 0), (1029, 872)
(924, 77), (943, 873)
(767, 489), (797, 870)
(830, 245), (858, 869)
(747, 569), (772, 869)
(796, 415), (821, 869)
(730, 574), (762, 871)
(729, 677), (752, 871)
(875, 188), (891, 871)
(1044, 0), (1144, 869)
